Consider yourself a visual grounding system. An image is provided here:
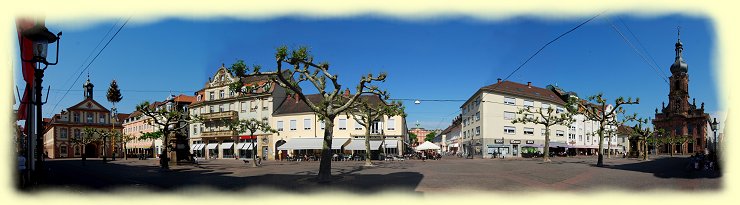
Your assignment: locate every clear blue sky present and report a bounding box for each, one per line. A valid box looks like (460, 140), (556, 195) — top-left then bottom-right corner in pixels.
(14, 14), (719, 130)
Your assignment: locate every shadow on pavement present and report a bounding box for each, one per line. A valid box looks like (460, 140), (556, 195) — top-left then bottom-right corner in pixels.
(35, 159), (424, 194)
(598, 157), (721, 179)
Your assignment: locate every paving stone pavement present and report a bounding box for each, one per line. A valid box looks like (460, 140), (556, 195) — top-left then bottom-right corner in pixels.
(28, 155), (721, 194)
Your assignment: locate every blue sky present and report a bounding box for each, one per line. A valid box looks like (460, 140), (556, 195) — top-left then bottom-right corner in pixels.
(14, 14), (719, 130)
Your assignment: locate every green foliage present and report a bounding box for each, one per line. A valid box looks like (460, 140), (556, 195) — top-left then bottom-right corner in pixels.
(106, 80), (123, 104)
(425, 132), (437, 142)
(139, 130), (163, 141)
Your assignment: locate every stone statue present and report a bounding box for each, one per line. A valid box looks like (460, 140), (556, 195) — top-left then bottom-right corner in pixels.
(655, 108), (658, 114)
(701, 102), (705, 110)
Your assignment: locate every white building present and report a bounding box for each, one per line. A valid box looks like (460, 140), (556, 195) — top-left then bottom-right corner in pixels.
(460, 79), (617, 159)
(272, 94), (406, 160)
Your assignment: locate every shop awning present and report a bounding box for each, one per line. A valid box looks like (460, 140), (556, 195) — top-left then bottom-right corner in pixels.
(332, 138), (351, 150)
(277, 138), (324, 150)
(205, 144), (218, 150)
(194, 144), (205, 150)
(127, 141), (154, 149)
(382, 139), (398, 149)
(448, 143), (459, 148)
(345, 139), (383, 151)
(220, 142), (234, 149)
(190, 144), (199, 151)
(238, 143), (253, 150)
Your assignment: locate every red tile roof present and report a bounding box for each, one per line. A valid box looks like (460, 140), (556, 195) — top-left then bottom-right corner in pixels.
(273, 94), (385, 115)
(480, 81), (565, 105)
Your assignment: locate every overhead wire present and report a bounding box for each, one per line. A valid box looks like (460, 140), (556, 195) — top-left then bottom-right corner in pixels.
(48, 17), (132, 115)
(607, 17), (670, 84)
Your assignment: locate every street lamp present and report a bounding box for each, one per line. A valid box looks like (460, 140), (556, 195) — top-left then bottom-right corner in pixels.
(710, 118), (719, 155)
(19, 21), (61, 185)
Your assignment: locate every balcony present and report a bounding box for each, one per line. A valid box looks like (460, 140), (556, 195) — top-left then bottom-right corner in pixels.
(201, 130), (235, 137)
(200, 111), (238, 121)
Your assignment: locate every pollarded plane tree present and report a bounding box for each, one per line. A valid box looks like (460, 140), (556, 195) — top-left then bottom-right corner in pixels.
(70, 127), (101, 165)
(346, 94), (404, 166)
(577, 93), (638, 167)
(227, 46), (388, 182)
(225, 117), (278, 167)
(511, 99), (576, 163)
(135, 101), (191, 170)
(628, 117), (665, 161)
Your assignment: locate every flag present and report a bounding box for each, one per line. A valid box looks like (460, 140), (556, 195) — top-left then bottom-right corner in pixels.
(16, 18), (39, 121)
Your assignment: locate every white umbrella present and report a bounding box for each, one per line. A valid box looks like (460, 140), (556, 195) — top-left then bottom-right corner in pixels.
(416, 141), (441, 150)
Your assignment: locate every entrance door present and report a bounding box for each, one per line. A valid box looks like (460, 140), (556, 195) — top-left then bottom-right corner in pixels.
(512, 145), (518, 156)
(262, 146), (268, 160)
(84, 143), (98, 158)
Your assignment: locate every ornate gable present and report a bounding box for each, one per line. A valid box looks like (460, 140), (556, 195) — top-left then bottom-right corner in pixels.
(68, 98), (110, 112)
(207, 66), (236, 88)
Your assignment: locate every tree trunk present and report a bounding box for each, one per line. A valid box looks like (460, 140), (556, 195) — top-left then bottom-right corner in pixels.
(607, 136), (612, 159)
(251, 131), (258, 168)
(642, 139), (648, 161)
(543, 126), (551, 163)
(160, 130), (170, 170)
(317, 118), (335, 183)
(364, 126), (372, 166)
(596, 128), (604, 167)
(124, 143), (128, 160)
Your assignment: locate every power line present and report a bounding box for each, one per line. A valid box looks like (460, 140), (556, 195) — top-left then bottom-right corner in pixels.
(49, 17), (132, 115)
(607, 17), (669, 84)
(48, 89), (196, 93)
(495, 11), (605, 91)
(617, 16), (667, 78)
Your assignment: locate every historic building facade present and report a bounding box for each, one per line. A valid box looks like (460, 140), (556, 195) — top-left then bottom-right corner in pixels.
(459, 80), (617, 159)
(122, 94), (195, 159)
(42, 78), (128, 159)
(271, 94), (406, 160)
(653, 35), (711, 155)
(188, 65), (287, 160)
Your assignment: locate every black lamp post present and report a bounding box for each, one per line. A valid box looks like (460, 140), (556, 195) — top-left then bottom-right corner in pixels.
(20, 23), (61, 185)
(710, 118), (719, 155)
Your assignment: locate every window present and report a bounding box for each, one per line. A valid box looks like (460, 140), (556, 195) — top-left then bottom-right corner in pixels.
(320, 121), (325, 130)
(209, 106), (214, 113)
(197, 95), (202, 101)
(241, 102), (247, 112)
(556, 107), (564, 114)
(569, 133), (576, 139)
(354, 120), (363, 130)
(74, 145), (81, 156)
(219, 90), (225, 99)
(579, 135), (583, 141)
(525, 114), (534, 120)
(338, 119), (347, 130)
(59, 128), (68, 139)
(226, 103), (231, 111)
(541, 128), (546, 136)
(276, 121), (284, 131)
(504, 97), (516, 105)
(209, 91), (215, 100)
(290, 120), (297, 131)
(262, 99), (269, 110)
(556, 130), (565, 137)
(250, 100), (257, 111)
(74, 129), (81, 139)
(371, 121), (381, 134)
(219, 104), (224, 112)
(475, 126), (481, 136)
(542, 103), (550, 110)
(524, 100), (534, 108)
(194, 124), (199, 134)
(476, 96), (481, 106)
(60, 144), (67, 156)
(230, 90), (235, 98)
(99, 114), (105, 124)
(387, 119), (395, 130)
(504, 112), (516, 120)
(475, 112), (480, 121)
(304, 119), (311, 130)
(524, 127), (534, 135)
(504, 126), (516, 134)
(87, 113), (93, 123)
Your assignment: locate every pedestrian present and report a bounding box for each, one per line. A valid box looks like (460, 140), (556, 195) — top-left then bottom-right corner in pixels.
(17, 154), (26, 188)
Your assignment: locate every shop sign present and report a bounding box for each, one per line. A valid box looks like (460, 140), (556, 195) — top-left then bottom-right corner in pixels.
(510, 140), (521, 144)
(526, 140), (535, 144)
(494, 139), (504, 144)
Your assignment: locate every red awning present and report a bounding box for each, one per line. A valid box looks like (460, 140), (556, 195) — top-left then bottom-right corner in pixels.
(239, 135), (257, 140)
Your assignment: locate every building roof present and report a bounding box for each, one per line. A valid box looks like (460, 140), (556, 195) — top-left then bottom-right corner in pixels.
(172, 94), (196, 104)
(479, 81), (565, 105)
(617, 125), (634, 135)
(273, 93), (385, 116)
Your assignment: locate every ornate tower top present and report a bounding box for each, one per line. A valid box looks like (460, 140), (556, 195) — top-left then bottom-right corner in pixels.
(670, 27), (689, 74)
(83, 75), (94, 99)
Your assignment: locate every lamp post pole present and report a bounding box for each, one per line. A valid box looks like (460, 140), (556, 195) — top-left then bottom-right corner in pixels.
(711, 118), (719, 156)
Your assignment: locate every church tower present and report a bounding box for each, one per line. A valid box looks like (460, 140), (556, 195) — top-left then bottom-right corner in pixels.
(83, 77), (94, 99)
(666, 31), (690, 116)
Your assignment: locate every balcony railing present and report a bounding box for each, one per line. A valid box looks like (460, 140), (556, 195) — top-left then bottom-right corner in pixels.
(200, 111), (238, 121)
(201, 130), (235, 137)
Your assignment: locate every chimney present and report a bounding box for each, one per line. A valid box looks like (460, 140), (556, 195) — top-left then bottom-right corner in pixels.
(527, 82), (532, 88)
(344, 88), (350, 97)
(497, 78), (502, 83)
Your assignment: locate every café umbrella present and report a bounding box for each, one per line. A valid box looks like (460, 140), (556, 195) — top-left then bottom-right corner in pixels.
(415, 141), (441, 151)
